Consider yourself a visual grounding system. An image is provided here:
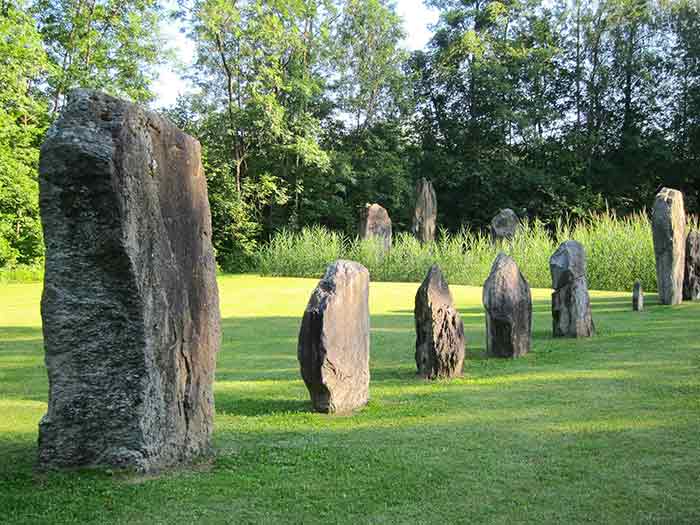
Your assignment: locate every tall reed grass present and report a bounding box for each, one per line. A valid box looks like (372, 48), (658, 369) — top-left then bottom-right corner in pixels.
(257, 211), (657, 292)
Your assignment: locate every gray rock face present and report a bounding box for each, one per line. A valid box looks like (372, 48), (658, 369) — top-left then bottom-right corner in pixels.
(550, 240), (594, 338)
(683, 231), (700, 301)
(38, 90), (220, 472)
(412, 178), (437, 243)
(633, 281), (644, 311)
(359, 203), (392, 251)
(414, 265), (465, 379)
(482, 254), (532, 358)
(652, 187), (686, 305)
(490, 208), (520, 243)
(298, 260), (370, 414)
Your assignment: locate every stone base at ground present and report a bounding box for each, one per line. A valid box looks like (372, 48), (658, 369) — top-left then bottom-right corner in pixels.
(38, 90), (221, 472)
(633, 281), (644, 311)
(298, 260), (370, 414)
(414, 265), (465, 379)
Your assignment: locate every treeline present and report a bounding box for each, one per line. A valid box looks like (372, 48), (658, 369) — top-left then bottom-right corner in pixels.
(2, 0), (700, 272)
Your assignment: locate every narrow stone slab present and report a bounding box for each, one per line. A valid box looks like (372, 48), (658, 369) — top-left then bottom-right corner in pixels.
(298, 260), (370, 414)
(412, 178), (437, 243)
(633, 281), (644, 311)
(490, 208), (520, 243)
(683, 231), (700, 301)
(359, 203), (392, 251)
(414, 265), (465, 379)
(652, 187), (685, 305)
(482, 254), (532, 358)
(550, 240), (594, 338)
(38, 90), (220, 472)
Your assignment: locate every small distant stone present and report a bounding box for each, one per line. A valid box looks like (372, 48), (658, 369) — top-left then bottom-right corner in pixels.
(359, 203), (392, 251)
(298, 260), (370, 414)
(414, 265), (465, 379)
(482, 254), (532, 358)
(652, 187), (686, 305)
(550, 240), (594, 338)
(412, 178), (437, 243)
(490, 208), (520, 243)
(633, 281), (644, 311)
(683, 231), (700, 301)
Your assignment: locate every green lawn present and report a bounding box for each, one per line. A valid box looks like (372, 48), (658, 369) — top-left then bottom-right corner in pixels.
(1, 275), (699, 524)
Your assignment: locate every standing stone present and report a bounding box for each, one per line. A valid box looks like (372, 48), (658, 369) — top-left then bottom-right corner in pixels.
(683, 231), (700, 301)
(490, 208), (520, 243)
(652, 187), (686, 305)
(633, 281), (644, 311)
(414, 265), (465, 379)
(37, 90), (220, 472)
(298, 260), (370, 414)
(549, 240), (595, 338)
(482, 254), (532, 358)
(359, 203), (392, 251)
(412, 178), (437, 243)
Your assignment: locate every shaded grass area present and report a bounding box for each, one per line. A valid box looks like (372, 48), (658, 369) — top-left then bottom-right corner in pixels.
(1, 275), (699, 524)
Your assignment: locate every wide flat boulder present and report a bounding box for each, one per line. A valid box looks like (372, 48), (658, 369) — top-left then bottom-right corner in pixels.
(652, 187), (685, 305)
(414, 265), (465, 379)
(298, 260), (370, 414)
(38, 90), (220, 472)
(482, 254), (532, 358)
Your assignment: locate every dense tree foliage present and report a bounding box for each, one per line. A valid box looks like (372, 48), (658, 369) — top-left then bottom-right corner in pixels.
(2, 0), (700, 271)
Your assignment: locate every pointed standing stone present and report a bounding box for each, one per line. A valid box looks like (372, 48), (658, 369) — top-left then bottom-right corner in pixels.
(412, 178), (437, 243)
(652, 187), (686, 305)
(550, 240), (595, 338)
(490, 208), (520, 243)
(414, 265), (465, 379)
(359, 203), (392, 251)
(38, 90), (220, 472)
(633, 281), (644, 311)
(298, 260), (370, 414)
(683, 231), (700, 301)
(482, 254), (532, 358)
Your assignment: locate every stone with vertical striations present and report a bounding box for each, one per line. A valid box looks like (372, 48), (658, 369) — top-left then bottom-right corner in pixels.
(37, 90), (220, 472)
(683, 231), (700, 301)
(633, 281), (644, 311)
(414, 265), (465, 379)
(298, 260), (370, 414)
(490, 208), (520, 243)
(550, 240), (595, 337)
(652, 187), (686, 305)
(359, 203), (392, 251)
(482, 254), (532, 358)
(412, 178), (437, 243)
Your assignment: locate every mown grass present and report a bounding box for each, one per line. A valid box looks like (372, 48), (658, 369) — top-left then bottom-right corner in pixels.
(258, 212), (657, 292)
(1, 275), (699, 524)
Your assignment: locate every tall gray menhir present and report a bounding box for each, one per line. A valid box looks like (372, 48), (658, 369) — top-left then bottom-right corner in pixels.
(412, 178), (437, 243)
(652, 187), (686, 305)
(38, 90), (221, 472)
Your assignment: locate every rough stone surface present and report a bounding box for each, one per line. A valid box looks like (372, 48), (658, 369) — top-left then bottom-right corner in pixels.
(633, 281), (644, 311)
(359, 203), (392, 251)
(38, 90), (220, 472)
(414, 265), (465, 379)
(549, 240), (594, 338)
(490, 208), (520, 243)
(412, 178), (437, 243)
(482, 254), (532, 358)
(652, 187), (686, 305)
(683, 231), (700, 301)
(298, 260), (370, 414)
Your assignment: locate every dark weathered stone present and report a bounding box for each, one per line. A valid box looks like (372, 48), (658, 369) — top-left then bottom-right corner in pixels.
(550, 240), (594, 338)
(38, 90), (220, 472)
(412, 178), (437, 243)
(482, 254), (532, 358)
(652, 187), (686, 305)
(683, 231), (700, 301)
(359, 203), (392, 251)
(298, 260), (370, 414)
(414, 265), (465, 379)
(633, 281), (644, 311)
(490, 208), (520, 243)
